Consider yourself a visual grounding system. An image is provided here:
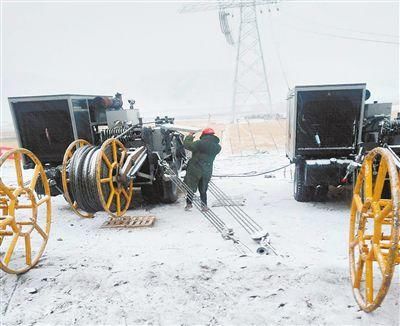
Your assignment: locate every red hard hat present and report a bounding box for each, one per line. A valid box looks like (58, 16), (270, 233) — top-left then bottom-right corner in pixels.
(201, 128), (215, 136)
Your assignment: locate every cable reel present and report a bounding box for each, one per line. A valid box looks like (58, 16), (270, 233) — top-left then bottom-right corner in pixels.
(0, 148), (51, 274)
(61, 138), (133, 218)
(62, 139), (94, 218)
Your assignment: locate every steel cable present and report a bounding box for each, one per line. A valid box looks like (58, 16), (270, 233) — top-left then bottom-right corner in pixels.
(166, 171), (226, 232)
(162, 163), (256, 254)
(68, 144), (104, 213)
(165, 163), (260, 234)
(166, 173), (252, 254)
(208, 180), (262, 234)
(208, 183), (256, 234)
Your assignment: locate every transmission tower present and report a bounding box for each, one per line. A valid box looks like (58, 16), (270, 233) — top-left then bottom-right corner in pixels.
(180, 1), (278, 121)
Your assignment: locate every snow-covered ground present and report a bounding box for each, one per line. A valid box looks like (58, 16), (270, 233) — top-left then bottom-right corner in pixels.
(1, 152), (399, 325)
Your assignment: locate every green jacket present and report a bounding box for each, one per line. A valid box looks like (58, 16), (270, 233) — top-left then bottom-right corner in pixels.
(184, 134), (221, 179)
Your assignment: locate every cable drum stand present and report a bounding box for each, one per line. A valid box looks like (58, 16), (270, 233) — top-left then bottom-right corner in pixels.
(160, 161), (277, 255)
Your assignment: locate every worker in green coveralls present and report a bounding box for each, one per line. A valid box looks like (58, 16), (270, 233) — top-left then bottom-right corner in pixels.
(183, 128), (221, 211)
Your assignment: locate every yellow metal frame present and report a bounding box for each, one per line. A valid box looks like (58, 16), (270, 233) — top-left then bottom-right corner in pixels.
(95, 138), (133, 217)
(61, 139), (94, 218)
(349, 147), (400, 312)
(0, 148), (51, 274)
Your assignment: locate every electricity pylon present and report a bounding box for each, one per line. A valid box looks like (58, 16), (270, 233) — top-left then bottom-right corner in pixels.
(180, 1), (278, 121)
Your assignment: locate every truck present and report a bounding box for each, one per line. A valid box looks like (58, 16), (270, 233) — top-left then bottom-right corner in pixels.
(8, 93), (187, 205)
(286, 83), (393, 202)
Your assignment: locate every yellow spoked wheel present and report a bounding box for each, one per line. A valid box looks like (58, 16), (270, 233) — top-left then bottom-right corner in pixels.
(96, 138), (133, 217)
(349, 147), (400, 312)
(0, 148), (51, 274)
(62, 139), (94, 218)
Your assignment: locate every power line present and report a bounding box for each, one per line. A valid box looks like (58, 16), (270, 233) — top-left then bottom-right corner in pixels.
(213, 163), (292, 177)
(282, 23), (400, 45)
(297, 16), (399, 39)
(269, 15), (290, 89)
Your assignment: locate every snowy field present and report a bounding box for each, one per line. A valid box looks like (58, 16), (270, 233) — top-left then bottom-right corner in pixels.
(1, 151), (399, 325)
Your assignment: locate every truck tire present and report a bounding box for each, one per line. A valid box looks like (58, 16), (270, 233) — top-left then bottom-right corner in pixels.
(314, 185), (329, 202)
(158, 163), (179, 204)
(294, 161), (314, 202)
(140, 184), (158, 203)
(140, 163), (178, 204)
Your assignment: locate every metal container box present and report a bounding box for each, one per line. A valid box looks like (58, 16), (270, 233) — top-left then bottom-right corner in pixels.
(286, 83), (367, 202)
(8, 94), (109, 167)
(286, 83), (366, 162)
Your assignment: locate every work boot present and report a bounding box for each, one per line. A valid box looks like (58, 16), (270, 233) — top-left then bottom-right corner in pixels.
(201, 205), (209, 212)
(185, 203), (193, 211)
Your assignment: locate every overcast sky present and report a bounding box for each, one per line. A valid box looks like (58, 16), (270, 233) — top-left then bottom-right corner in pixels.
(1, 0), (399, 129)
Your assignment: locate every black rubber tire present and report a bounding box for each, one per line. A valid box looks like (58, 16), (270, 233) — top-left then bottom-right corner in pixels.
(157, 162), (178, 204)
(293, 161), (314, 202)
(314, 185), (329, 202)
(140, 162), (178, 204)
(140, 184), (159, 203)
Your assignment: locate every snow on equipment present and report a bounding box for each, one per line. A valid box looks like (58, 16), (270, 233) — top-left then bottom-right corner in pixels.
(8, 93), (187, 220)
(0, 148), (51, 274)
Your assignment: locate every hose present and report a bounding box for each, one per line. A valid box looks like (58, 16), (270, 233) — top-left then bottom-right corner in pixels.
(212, 163), (292, 178)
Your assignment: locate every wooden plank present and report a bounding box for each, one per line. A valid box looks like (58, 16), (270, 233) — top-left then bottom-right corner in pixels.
(101, 215), (156, 229)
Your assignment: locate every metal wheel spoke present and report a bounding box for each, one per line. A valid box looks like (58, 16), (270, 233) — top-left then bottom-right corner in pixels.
(14, 153), (24, 187)
(354, 255), (365, 289)
(100, 177), (111, 183)
(106, 191), (115, 209)
(366, 259), (374, 303)
(364, 160), (373, 199)
(373, 244), (386, 276)
(102, 153), (112, 168)
(29, 166), (41, 190)
(378, 202), (393, 220)
(34, 223), (48, 240)
(121, 188), (129, 201)
(0, 230), (13, 236)
(25, 234), (32, 266)
(116, 193), (121, 214)
(37, 195), (50, 206)
(0, 216), (14, 228)
(373, 160), (387, 201)
(4, 232), (19, 265)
